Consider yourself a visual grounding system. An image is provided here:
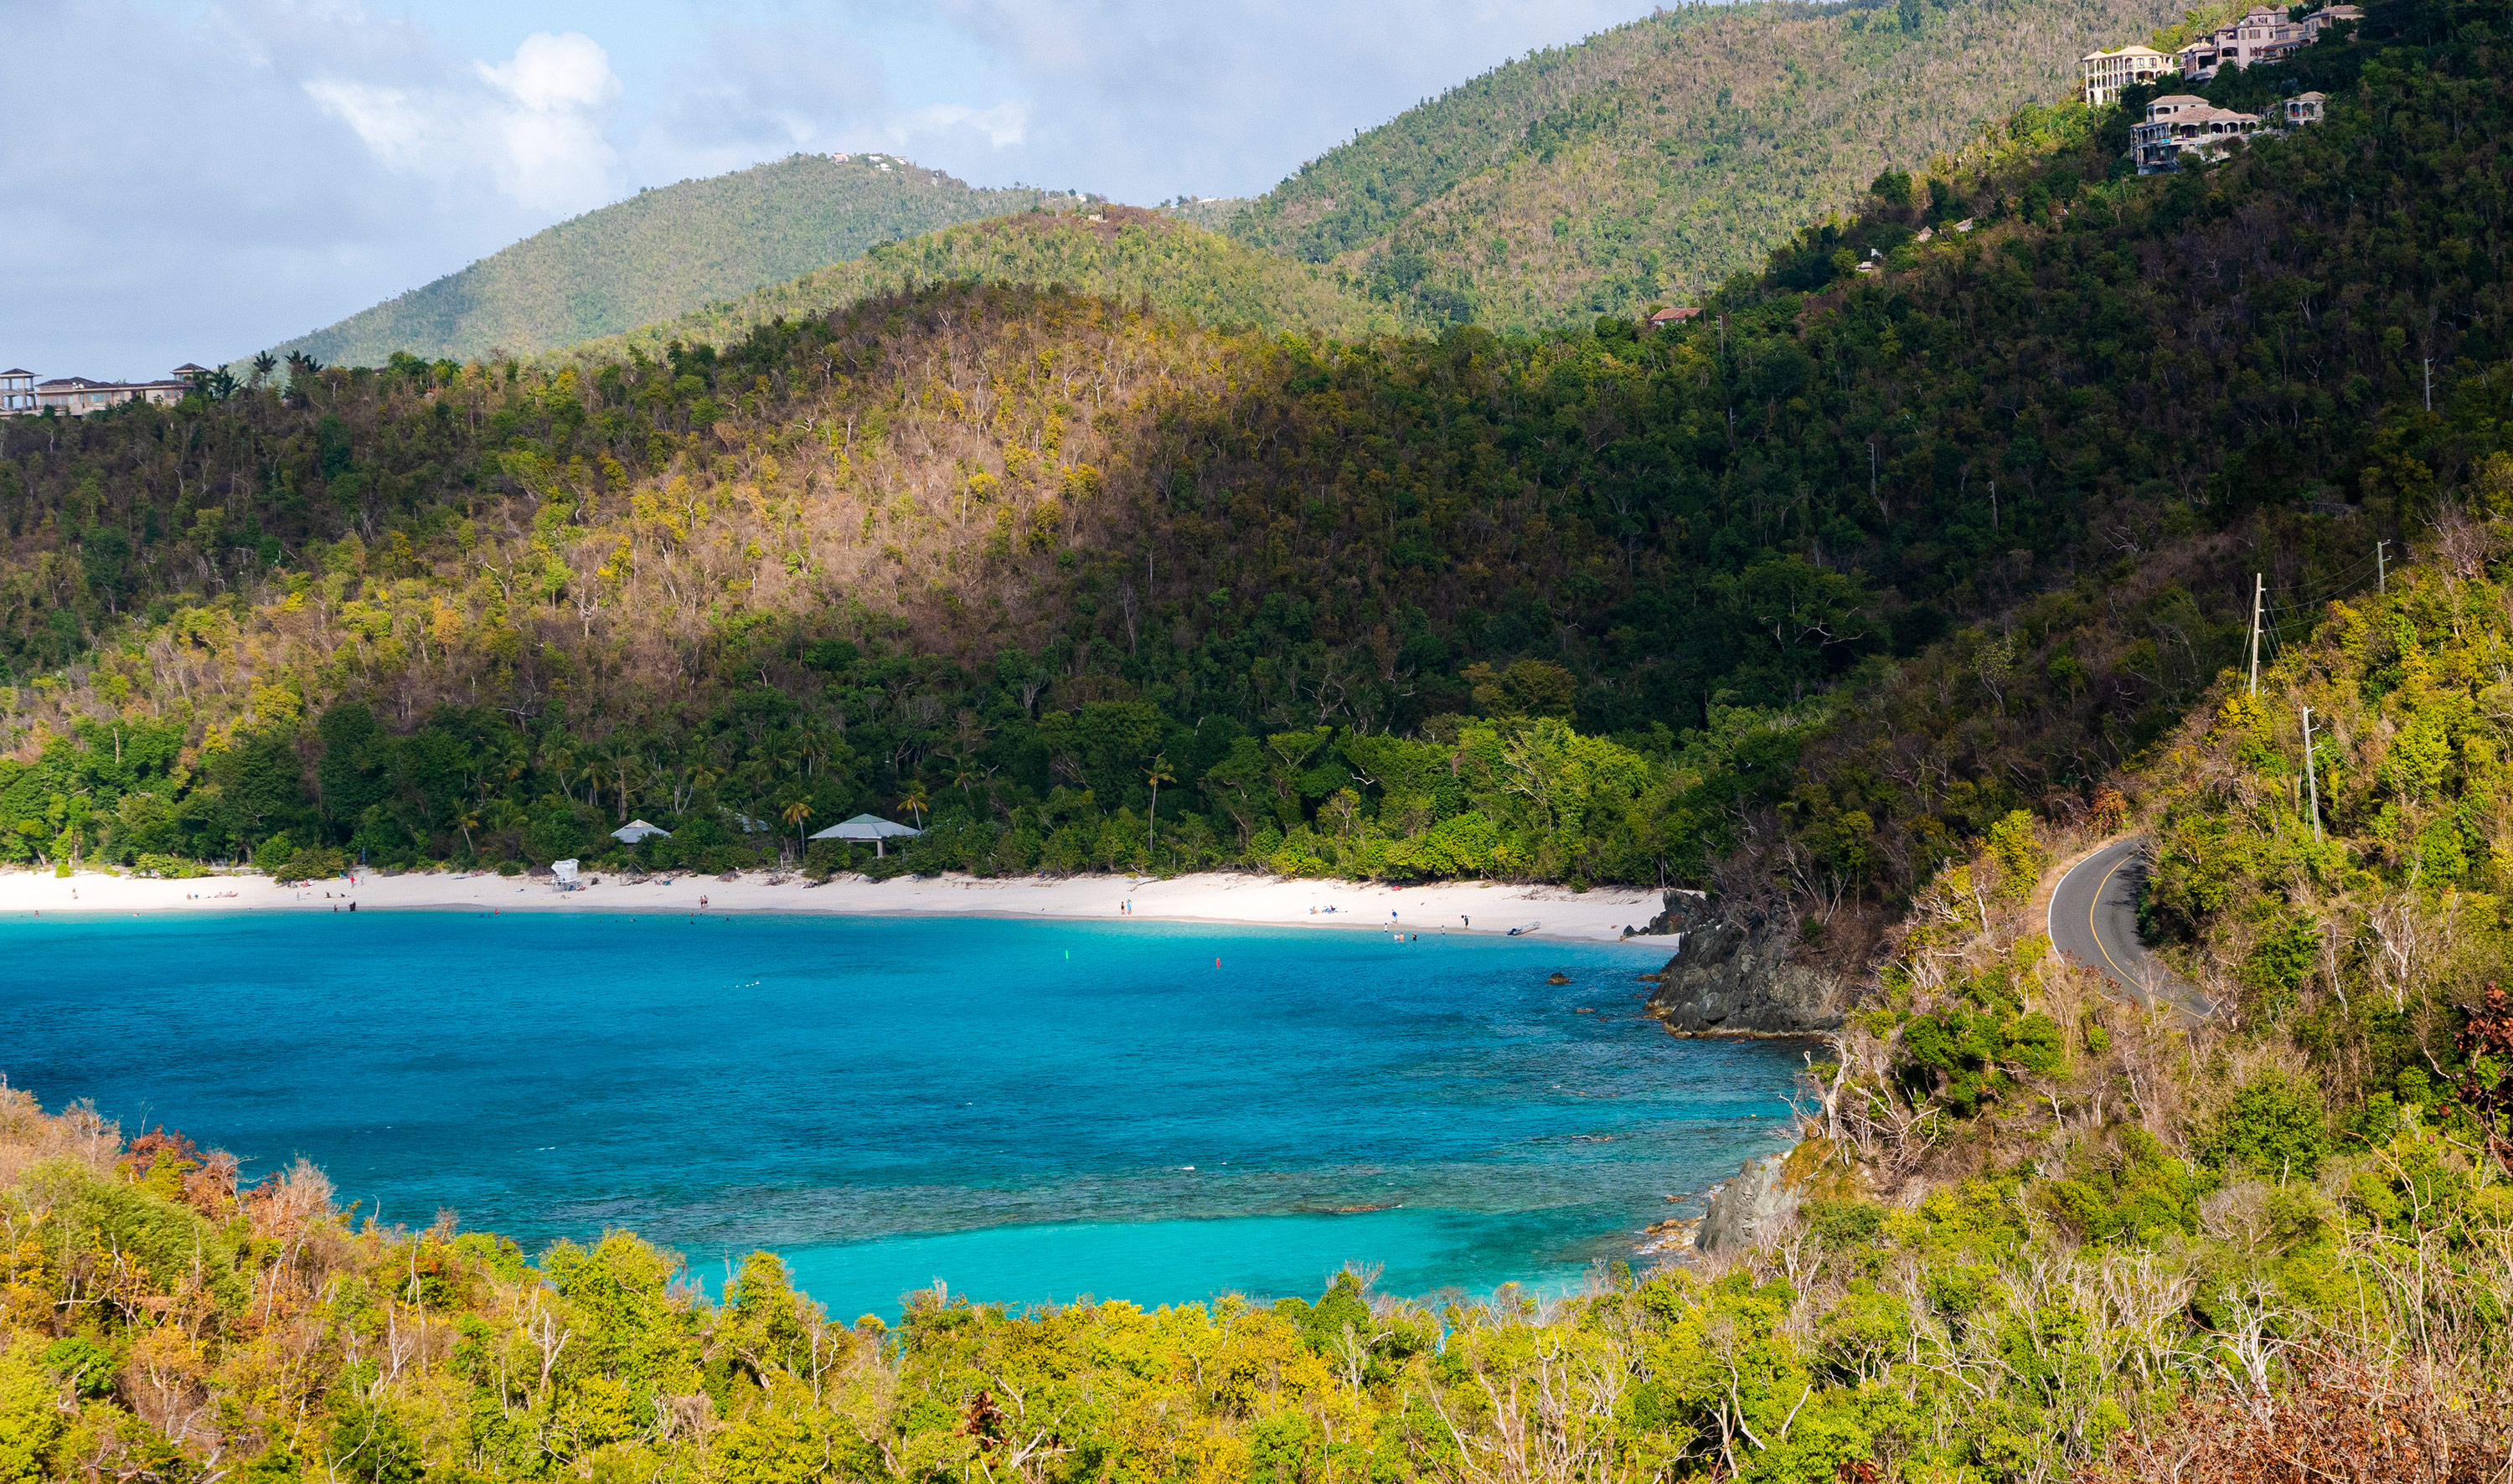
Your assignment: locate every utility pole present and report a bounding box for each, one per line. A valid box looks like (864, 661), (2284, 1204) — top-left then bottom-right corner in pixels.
(1989, 479), (1998, 531)
(2423, 358), (2433, 413)
(2248, 572), (2264, 697)
(2300, 703), (2322, 843)
(2377, 538), (2387, 593)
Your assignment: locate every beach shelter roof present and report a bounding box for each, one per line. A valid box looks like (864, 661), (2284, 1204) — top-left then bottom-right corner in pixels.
(808, 813), (923, 842)
(611, 818), (671, 842)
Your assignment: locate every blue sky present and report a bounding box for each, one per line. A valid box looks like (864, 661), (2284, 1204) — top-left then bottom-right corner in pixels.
(3, 0), (1659, 379)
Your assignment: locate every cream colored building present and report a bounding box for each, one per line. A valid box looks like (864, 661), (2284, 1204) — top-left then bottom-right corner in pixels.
(2081, 44), (2171, 106)
(2176, 4), (2362, 81)
(0, 369), (34, 415)
(2133, 95), (2265, 172)
(31, 368), (200, 415)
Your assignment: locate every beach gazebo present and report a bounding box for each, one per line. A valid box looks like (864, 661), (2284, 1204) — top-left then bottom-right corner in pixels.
(809, 813), (924, 858)
(611, 819), (671, 844)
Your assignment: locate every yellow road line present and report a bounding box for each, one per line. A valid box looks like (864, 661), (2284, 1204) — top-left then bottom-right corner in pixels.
(2089, 852), (2137, 996)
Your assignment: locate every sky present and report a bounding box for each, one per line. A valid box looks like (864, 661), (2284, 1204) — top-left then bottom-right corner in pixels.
(3, 0), (1659, 379)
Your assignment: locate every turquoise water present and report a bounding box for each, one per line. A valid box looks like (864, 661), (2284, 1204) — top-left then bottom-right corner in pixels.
(2, 909), (1800, 1315)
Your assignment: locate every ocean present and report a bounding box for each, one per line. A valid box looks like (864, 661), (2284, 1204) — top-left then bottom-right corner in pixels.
(3, 907), (1802, 1316)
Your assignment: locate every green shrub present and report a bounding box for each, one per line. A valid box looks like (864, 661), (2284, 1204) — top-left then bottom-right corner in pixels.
(1803, 1199), (1885, 1248)
(39, 1337), (115, 1400)
(253, 833), (297, 875)
(2198, 1071), (2330, 1178)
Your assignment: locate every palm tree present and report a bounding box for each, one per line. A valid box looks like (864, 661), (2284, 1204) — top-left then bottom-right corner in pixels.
(1145, 755), (1175, 853)
(782, 798), (814, 861)
(898, 780), (930, 830)
(250, 352), (277, 388)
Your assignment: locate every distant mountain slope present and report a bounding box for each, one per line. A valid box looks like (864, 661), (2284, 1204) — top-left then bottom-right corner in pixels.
(1231, 0), (2185, 327)
(1226, 17), (1686, 265)
(266, 154), (1066, 367)
(1153, 198), (1254, 230)
(557, 207), (1404, 364)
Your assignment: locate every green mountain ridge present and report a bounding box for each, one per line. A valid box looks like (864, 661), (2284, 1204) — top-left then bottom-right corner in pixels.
(266, 0), (2186, 371)
(1229, 0), (2189, 327)
(263, 153), (1071, 368)
(553, 206), (1406, 366)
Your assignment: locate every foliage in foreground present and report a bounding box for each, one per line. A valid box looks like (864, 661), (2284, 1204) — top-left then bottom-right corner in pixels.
(3, 1041), (2508, 1484)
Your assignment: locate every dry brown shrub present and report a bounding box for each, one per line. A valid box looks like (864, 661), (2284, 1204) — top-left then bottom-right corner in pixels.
(0, 1083), (121, 1185)
(2087, 1347), (2513, 1483)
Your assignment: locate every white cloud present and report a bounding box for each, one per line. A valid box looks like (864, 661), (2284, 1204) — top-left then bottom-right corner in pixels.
(307, 31), (622, 215)
(1, 0), (1664, 376)
(895, 100), (1029, 149)
(626, 22), (890, 182)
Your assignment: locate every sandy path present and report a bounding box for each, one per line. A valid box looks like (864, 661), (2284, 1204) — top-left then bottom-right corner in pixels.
(0, 868), (1676, 946)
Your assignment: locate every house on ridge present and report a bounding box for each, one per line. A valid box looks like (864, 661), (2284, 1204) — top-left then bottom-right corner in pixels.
(2080, 44), (2170, 107)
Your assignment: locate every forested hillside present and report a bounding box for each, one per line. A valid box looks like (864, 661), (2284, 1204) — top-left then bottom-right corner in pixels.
(1228, 0), (2188, 327)
(557, 208), (1406, 366)
(262, 154), (1064, 368)
(0, 0), (2500, 915)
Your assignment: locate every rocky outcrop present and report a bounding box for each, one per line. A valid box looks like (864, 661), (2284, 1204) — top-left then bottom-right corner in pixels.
(1696, 1151), (1803, 1256)
(1621, 889), (1706, 938)
(1644, 897), (1850, 1036)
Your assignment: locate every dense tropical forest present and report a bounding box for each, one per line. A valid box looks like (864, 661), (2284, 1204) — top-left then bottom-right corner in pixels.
(2, 0), (2500, 913)
(266, 155), (1076, 368)
(1224, 0), (2188, 327)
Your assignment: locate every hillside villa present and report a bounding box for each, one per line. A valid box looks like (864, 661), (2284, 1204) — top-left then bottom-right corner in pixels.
(2081, 3), (2362, 101)
(2079, 44), (2172, 106)
(2133, 95), (2266, 171)
(2175, 4), (2361, 81)
(2, 365), (212, 416)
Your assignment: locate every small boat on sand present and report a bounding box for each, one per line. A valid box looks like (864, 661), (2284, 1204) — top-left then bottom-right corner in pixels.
(1506, 921), (1541, 936)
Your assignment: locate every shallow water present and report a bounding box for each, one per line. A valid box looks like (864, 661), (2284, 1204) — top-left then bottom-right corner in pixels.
(3, 909), (1800, 1315)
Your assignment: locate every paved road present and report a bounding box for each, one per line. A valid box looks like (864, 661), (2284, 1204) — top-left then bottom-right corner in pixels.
(2046, 836), (2214, 1018)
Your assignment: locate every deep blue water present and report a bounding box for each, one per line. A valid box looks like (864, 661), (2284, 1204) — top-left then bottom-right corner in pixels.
(2, 910), (1799, 1316)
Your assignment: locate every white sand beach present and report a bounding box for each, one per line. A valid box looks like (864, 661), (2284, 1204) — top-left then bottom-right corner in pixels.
(0, 866), (1677, 945)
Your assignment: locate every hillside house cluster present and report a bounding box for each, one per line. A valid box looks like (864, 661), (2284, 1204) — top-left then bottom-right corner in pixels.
(0, 365), (211, 416)
(2129, 87), (2326, 170)
(2132, 95), (2263, 170)
(2175, 3), (2361, 80)
(2080, 4), (2361, 104)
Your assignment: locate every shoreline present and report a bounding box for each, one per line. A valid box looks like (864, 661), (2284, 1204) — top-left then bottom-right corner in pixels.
(5, 861), (1778, 1275)
(0, 866), (1674, 946)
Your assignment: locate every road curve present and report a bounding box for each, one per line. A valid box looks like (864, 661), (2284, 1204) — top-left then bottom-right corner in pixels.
(2046, 836), (2214, 1018)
